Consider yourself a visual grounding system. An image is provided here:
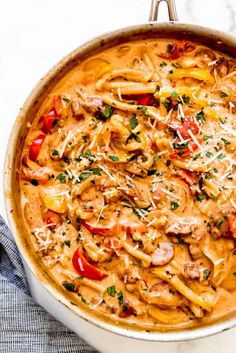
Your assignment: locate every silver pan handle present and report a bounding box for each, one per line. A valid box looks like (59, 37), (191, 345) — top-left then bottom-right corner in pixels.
(149, 0), (178, 22)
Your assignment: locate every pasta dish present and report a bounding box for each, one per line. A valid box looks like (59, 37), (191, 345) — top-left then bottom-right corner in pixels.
(20, 38), (236, 330)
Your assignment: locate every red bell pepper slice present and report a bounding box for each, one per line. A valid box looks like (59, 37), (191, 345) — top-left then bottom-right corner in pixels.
(173, 117), (199, 139)
(162, 40), (195, 60)
(82, 220), (118, 236)
(119, 305), (135, 318)
(29, 134), (46, 162)
(44, 210), (61, 230)
(72, 249), (107, 280)
(137, 94), (153, 106)
(170, 139), (201, 159)
(42, 108), (58, 134)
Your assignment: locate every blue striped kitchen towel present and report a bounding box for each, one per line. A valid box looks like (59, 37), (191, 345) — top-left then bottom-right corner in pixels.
(0, 215), (98, 353)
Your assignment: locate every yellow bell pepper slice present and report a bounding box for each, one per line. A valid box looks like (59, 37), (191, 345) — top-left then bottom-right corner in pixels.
(194, 98), (208, 108)
(169, 68), (215, 84)
(97, 64), (114, 78)
(203, 106), (219, 121)
(159, 96), (168, 117)
(40, 188), (67, 213)
(158, 86), (193, 99)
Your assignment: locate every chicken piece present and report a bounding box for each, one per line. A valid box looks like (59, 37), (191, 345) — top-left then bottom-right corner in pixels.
(71, 98), (84, 118)
(117, 255), (141, 284)
(80, 95), (103, 113)
(183, 262), (200, 280)
(211, 206), (236, 239)
(165, 216), (206, 240)
(189, 244), (202, 260)
(139, 280), (183, 307)
(122, 178), (151, 209)
(151, 242), (174, 266)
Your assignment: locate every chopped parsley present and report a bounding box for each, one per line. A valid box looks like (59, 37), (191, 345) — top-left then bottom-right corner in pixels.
(107, 285), (116, 297)
(117, 291), (124, 305)
(130, 114), (138, 130)
(61, 240), (71, 248)
(83, 150), (92, 158)
(82, 135), (87, 143)
(109, 155), (119, 161)
(137, 106), (149, 116)
(56, 173), (67, 183)
(221, 138), (230, 145)
(205, 173), (212, 180)
(76, 150), (94, 161)
(103, 105), (113, 118)
(159, 61), (167, 67)
(210, 193), (217, 201)
(193, 152), (201, 161)
(203, 269), (210, 280)
(172, 63), (180, 69)
(51, 149), (59, 156)
(217, 153), (225, 160)
(141, 156), (148, 162)
(206, 151), (213, 158)
(203, 135), (212, 141)
(171, 91), (177, 98)
(177, 236), (185, 244)
(147, 169), (156, 176)
(170, 201), (179, 210)
(79, 171), (91, 181)
(219, 117), (227, 124)
(95, 105), (113, 121)
(152, 155), (158, 166)
(126, 133), (141, 143)
(107, 286), (124, 305)
(63, 97), (70, 103)
(196, 111), (206, 124)
(92, 168), (101, 175)
(216, 218), (224, 228)
(220, 91), (228, 98)
(62, 282), (74, 292)
(78, 293), (88, 304)
(182, 95), (190, 103)
(76, 232), (82, 243)
(196, 194), (205, 202)
(162, 98), (172, 111)
(128, 153), (140, 162)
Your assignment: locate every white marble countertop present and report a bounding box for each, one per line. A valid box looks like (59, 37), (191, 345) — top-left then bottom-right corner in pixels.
(1, 0), (236, 352)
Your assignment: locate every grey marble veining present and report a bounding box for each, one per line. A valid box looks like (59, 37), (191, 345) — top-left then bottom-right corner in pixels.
(174, 0), (236, 33)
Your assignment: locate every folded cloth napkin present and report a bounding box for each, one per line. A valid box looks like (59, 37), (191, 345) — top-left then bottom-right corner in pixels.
(0, 215), (98, 353)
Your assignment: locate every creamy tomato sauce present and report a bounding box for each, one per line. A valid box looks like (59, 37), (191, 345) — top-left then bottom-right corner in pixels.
(20, 38), (236, 331)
